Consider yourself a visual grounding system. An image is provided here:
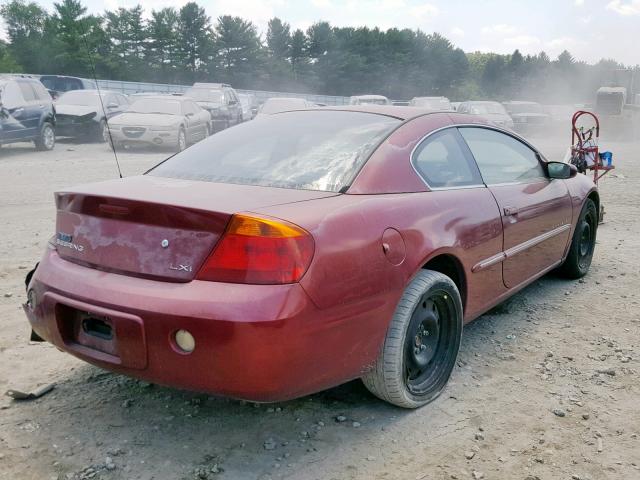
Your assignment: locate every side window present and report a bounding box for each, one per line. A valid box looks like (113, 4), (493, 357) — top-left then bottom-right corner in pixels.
(459, 127), (546, 184)
(412, 128), (482, 188)
(17, 81), (36, 102)
(182, 101), (195, 115)
(1, 82), (25, 108)
(458, 103), (467, 114)
(32, 82), (51, 101)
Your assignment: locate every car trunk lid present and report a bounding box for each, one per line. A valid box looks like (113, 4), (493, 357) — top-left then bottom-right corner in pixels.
(55, 176), (337, 282)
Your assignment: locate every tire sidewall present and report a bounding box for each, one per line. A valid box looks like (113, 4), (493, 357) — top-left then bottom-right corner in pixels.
(37, 122), (55, 150)
(400, 275), (463, 406)
(567, 198), (597, 277)
(364, 270), (463, 408)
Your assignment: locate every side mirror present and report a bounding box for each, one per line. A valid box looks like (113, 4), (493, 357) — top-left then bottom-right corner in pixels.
(547, 161), (577, 179)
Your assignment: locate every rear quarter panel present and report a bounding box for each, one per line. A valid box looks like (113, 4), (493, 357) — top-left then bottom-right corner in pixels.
(255, 189), (504, 323)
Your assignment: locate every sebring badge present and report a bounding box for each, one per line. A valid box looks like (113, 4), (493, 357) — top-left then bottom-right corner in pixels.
(55, 232), (84, 252)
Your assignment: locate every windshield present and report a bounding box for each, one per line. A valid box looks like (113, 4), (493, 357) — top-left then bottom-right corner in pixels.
(357, 98), (388, 105)
(260, 98), (308, 114)
(470, 103), (507, 115)
(184, 88), (224, 104)
(128, 98), (181, 115)
(412, 98), (452, 110)
(148, 111), (399, 192)
(506, 103), (544, 114)
(57, 91), (100, 106)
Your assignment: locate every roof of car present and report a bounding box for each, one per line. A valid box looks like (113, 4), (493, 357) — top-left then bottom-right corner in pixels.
(191, 83), (230, 89)
(130, 95), (186, 102)
(322, 105), (456, 120)
(503, 100), (541, 105)
(351, 94), (389, 100)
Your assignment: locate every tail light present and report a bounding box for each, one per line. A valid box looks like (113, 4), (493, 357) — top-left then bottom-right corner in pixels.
(197, 214), (314, 284)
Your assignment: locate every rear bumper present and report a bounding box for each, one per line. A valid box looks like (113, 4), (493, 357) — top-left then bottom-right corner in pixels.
(25, 249), (386, 401)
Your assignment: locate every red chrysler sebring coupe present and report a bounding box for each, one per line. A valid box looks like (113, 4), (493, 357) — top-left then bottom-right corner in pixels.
(24, 106), (598, 408)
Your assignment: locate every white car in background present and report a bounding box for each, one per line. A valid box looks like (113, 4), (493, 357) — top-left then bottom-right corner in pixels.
(457, 100), (515, 129)
(349, 95), (391, 105)
(409, 96), (454, 111)
(256, 97), (314, 116)
(238, 93), (256, 121)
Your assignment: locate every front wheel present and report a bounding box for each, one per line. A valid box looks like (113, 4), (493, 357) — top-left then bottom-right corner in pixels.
(34, 122), (55, 151)
(362, 270), (463, 408)
(557, 198), (597, 279)
(176, 128), (186, 152)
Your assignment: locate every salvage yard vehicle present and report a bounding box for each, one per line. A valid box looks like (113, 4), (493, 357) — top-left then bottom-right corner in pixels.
(23, 106), (599, 408)
(349, 94), (391, 105)
(409, 96), (454, 111)
(457, 101), (514, 129)
(256, 97), (315, 116)
(238, 93), (256, 121)
(184, 83), (243, 131)
(0, 75), (56, 151)
(502, 101), (550, 134)
(55, 90), (130, 142)
(107, 95), (210, 152)
(39, 75), (97, 100)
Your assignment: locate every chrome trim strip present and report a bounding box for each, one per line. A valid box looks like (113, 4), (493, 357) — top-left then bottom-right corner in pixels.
(472, 223), (571, 273)
(472, 252), (506, 273)
(504, 224), (571, 259)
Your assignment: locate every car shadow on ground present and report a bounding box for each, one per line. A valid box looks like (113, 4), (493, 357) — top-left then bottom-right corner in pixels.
(11, 271), (577, 477)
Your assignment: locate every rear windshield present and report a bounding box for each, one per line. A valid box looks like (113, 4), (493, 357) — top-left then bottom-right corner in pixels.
(148, 111), (399, 192)
(185, 88), (224, 104)
(470, 103), (507, 115)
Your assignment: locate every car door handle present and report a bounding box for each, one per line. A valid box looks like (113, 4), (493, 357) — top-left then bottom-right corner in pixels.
(503, 206), (519, 216)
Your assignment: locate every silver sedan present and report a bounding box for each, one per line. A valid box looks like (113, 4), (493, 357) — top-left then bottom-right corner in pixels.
(108, 96), (211, 152)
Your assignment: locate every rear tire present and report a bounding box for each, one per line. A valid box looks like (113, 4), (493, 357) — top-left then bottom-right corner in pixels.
(362, 270), (463, 408)
(34, 122), (55, 151)
(557, 198), (597, 279)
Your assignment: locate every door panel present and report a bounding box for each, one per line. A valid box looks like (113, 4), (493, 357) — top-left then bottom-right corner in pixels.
(490, 179), (572, 288)
(458, 126), (573, 288)
(16, 81), (40, 136)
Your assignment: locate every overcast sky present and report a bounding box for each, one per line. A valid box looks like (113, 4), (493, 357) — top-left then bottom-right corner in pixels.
(30, 0), (640, 65)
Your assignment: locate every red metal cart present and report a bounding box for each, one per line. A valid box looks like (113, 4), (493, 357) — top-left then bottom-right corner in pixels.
(570, 110), (615, 185)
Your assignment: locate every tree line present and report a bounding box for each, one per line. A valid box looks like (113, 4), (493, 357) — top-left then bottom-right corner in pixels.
(0, 0), (633, 102)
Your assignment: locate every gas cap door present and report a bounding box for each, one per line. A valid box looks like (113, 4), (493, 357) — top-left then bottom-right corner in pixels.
(381, 228), (406, 266)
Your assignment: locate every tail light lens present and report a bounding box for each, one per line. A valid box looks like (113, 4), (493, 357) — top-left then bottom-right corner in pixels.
(197, 214), (314, 284)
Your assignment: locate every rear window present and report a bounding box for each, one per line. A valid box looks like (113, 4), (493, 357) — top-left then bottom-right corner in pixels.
(148, 111), (399, 192)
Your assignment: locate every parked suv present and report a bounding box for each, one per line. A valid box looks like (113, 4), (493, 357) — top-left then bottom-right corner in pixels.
(184, 83), (242, 131)
(0, 76), (56, 150)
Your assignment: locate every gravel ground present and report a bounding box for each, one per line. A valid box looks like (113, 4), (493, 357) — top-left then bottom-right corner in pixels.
(0, 133), (638, 480)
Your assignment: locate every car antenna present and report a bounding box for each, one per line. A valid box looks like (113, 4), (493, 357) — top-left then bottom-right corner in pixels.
(77, 21), (123, 179)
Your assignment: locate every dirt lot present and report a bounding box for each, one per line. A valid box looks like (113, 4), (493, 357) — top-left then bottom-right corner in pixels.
(0, 134), (638, 480)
